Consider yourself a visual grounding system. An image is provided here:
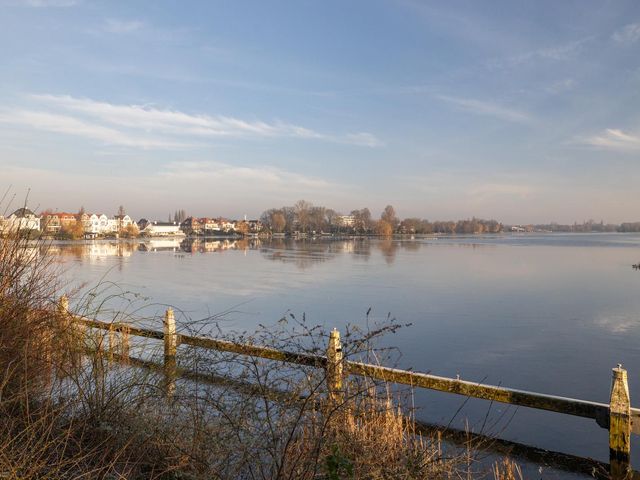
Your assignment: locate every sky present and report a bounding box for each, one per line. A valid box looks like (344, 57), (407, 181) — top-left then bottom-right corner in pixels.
(0, 0), (639, 224)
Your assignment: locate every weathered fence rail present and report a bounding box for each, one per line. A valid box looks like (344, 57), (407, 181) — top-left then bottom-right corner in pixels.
(60, 298), (637, 477)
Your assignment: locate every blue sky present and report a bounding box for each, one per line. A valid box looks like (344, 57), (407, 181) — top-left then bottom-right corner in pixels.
(1, 0), (639, 223)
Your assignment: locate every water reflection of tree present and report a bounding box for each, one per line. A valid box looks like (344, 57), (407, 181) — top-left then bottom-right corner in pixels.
(260, 239), (337, 270)
(378, 239), (398, 265)
(399, 240), (421, 252)
(259, 238), (423, 269)
(352, 238), (371, 260)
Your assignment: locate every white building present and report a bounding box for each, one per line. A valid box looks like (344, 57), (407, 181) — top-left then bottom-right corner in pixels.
(337, 215), (355, 227)
(106, 218), (118, 233)
(114, 214), (133, 231)
(2, 208), (41, 232)
(81, 213), (121, 235)
(140, 221), (185, 237)
(202, 218), (221, 232)
(220, 220), (236, 232)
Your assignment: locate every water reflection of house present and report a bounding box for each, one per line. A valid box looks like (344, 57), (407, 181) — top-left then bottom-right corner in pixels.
(86, 243), (134, 258)
(138, 239), (182, 252)
(181, 238), (237, 253)
(46, 242), (136, 259)
(335, 241), (355, 254)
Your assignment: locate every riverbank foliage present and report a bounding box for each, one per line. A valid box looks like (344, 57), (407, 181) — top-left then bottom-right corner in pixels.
(260, 200), (503, 236)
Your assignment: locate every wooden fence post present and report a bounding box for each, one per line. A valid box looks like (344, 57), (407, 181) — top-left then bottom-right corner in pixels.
(108, 324), (131, 364)
(108, 324), (116, 362)
(54, 295), (70, 355)
(58, 294), (82, 365)
(164, 308), (178, 397)
(121, 324), (130, 364)
(609, 364), (631, 478)
(58, 295), (69, 318)
(326, 328), (344, 405)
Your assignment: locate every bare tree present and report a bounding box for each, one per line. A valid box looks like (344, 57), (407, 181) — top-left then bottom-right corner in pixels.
(294, 200), (313, 233)
(271, 212), (286, 233)
(381, 205), (399, 230)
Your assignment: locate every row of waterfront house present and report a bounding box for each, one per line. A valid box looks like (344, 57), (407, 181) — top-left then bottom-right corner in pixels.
(0, 208), (262, 238)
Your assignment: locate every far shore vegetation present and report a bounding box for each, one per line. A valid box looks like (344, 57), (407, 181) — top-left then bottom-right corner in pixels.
(4, 198), (640, 242)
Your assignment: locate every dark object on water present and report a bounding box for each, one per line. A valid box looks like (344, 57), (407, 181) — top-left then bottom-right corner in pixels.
(632, 264), (640, 270)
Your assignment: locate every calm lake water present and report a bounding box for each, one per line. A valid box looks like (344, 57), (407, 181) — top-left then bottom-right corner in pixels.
(51, 233), (640, 469)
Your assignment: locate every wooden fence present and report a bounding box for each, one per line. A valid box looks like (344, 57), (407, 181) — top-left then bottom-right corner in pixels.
(59, 297), (638, 478)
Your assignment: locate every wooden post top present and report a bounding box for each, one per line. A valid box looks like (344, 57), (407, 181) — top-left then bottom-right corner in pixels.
(328, 329), (342, 357)
(611, 364), (630, 415)
(58, 295), (69, 311)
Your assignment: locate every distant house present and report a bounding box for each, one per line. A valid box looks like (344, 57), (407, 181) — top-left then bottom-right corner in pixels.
(140, 221), (185, 237)
(180, 217), (203, 236)
(42, 212), (78, 233)
(79, 213), (95, 234)
(247, 220), (263, 233)
(3, 208), (41, 232)
(337, 215), (355, 227)
(137, 218), (150, 231)
(79, 213), (115, 235)
(114, 214), (133, 232)
(42, 213), (61, 233)
(217, 218), (236, 232)
(86, 214), (106, 234)
(202, 218), (221, 233)
(106, 217), (118, 234)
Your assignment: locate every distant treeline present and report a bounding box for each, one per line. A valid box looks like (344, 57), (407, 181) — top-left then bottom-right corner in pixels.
(618, 222), (640, 233)
(260, 200), (502, 235)
(517, 221), (640, 233)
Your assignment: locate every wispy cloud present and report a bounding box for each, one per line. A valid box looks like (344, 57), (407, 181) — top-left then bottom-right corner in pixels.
(103, 19), (144, 34)
(5, 0), (78, 6)
(612, 23), (640, 45)
(489, 38), (590, 69)
(159, 161), (337, 191)
(545, 78), (576, 94)
(343, 132), (385, 147)
(435, 95), (531, 123)
(469, 182), (535, 199)
(584, 128), (640, 151)
(0, 109), (191, 149)
(520, 39), (588, 61)
(0, 94), (382, 149)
